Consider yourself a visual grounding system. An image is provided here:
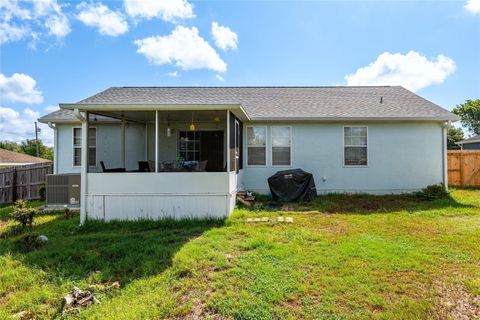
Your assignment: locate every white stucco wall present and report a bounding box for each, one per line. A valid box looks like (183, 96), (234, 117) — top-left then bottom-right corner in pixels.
(240, 121), (445, 194)
(56, 121), (444, 194)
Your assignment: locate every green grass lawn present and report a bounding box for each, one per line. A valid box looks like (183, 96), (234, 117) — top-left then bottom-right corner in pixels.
(1, 189), (479, 319)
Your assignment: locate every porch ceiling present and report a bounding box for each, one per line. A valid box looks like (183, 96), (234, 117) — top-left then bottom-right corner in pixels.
(60, 103), (250, 122)
(89, 110), (229, 123)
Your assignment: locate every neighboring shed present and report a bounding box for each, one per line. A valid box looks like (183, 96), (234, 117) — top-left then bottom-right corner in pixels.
(456, 135), (480, 150)
(0, 149), (51, 167)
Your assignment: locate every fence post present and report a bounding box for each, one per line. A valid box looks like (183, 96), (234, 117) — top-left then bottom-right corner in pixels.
(12, 167), (17, 203)
(460, 152), (464, 186)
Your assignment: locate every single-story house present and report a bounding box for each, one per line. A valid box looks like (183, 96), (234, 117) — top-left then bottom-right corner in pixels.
(0, 149), (52, 167)
(38, 86), (459, 223)
(456, 135), (480, 150)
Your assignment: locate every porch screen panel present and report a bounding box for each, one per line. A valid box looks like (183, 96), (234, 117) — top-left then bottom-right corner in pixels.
(229, 112), (242, 172)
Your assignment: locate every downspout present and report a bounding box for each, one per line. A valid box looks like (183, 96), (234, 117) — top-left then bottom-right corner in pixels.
(442, 121), (451, 192)
(47, 122), (58, 174)
(74, 109), (88, 225)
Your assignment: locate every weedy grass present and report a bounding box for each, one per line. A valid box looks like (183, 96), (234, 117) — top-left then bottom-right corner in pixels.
(0, 188), (479, 319)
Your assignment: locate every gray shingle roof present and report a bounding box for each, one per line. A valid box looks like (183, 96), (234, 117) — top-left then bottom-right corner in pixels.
(39, 86), (458, 122)
(457, 135), (480, 144)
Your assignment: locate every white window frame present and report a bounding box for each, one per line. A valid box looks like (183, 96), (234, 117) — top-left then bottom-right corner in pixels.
(343, 125), (368, 167)
(246, 125), (267, 167)
(72, 126), (97, 168)
(271, 126), (292, 167)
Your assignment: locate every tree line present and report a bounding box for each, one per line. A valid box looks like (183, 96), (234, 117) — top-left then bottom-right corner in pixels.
(448, 99), (480, 149)
(0, 139), (53, 160)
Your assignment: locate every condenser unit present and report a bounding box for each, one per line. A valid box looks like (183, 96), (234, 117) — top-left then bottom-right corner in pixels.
(46, 174), (81, 205)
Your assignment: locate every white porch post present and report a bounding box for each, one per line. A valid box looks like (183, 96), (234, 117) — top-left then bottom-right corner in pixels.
(226, 110), (230, 172)
(80, 111), (89, 224)
(155, 110), (159, 173)
(121, 118), (126, 168)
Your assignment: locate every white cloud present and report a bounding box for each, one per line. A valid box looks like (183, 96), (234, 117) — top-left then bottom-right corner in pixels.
(124, 0), (194, 22)
(345, 51), (456, 92)
(215, 74), (225, 81)
(0, 0), (70, 45)
(134, 26), (227, 72)
(0, 0), (31, 44)
(44, 105), (59, 113)
(0, 107), (53, 146)
(0, 73), (43, 104)
(211, 22), (237, 51)
(168, 71), (179, 77)
(465, 0), (480, 14)
(0, 20), (28, 44)
(0, 0), (31, 21)
(77, 2), (128, 37)
(32, 0), (70, 39)
(45, 13), (70, 38)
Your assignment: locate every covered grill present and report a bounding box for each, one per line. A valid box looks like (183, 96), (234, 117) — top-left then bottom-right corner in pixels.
(268, 169), (317, 201)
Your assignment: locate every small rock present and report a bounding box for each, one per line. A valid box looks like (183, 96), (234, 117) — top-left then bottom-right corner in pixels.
(37, 235), (48, 242)
(246, 218), (253, 223)
(110, 281), (120, 289)
(278, 217), (285, 222)
(253, 218), (261, 222)
(285, 217), (294, 223)
(260, 217), (269, 222)
(13, 311), (35, 320)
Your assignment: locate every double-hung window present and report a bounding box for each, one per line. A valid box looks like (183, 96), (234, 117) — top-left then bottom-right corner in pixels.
(344, 126), (367, 166)
(247, 126), (266, 166)
(73, 127), (97, 167)
(271, 126), (291, 166)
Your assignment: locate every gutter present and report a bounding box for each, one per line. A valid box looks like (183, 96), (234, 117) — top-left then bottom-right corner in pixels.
(47, 122), (58, 174)
(442, 121), (451, 191)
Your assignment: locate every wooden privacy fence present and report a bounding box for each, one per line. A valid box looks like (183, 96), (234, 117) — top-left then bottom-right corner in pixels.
(0, 162), (53, 204)
(448, 150), (480, 187)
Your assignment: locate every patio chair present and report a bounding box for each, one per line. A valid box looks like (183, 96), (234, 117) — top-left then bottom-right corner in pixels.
(100, 161), (126, 172)
(198, 160), (208, 171)
(138, 161), (150, 172)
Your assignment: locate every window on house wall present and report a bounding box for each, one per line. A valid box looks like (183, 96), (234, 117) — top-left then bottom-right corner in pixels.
(247, 126), (266, 166)
(73, 127), (97, 166)
(344, 126), (367, 166)
(178, 131), (200, 161)
(271, 126), (291, 166)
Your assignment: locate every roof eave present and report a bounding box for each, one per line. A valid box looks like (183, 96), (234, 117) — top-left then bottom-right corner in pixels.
(248, 116), (460, 122)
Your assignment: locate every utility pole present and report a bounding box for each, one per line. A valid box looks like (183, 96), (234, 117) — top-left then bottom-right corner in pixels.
(34, 121), (40, 157)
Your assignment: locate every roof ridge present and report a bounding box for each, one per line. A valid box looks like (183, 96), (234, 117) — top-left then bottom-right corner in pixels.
(112, 85), (399, 89)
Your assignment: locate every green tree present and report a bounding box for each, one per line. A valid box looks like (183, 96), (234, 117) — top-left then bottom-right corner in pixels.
(447, 126), (464, 149)
(20, 139), (53, 160)
(452, 99), (480, 135)
(1, 139), (53, 160)
(0, 140), (21, 152)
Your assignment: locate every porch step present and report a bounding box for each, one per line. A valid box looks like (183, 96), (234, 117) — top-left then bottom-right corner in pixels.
(236, 192), (255, 207)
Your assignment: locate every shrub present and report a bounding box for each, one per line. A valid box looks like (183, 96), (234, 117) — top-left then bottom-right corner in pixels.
(415, 184), (449, 201)
(10, 200), (38, 228)
(38, 185), (46, 201)
(14, 233), (44, 252)
(64, 208), (73, 219)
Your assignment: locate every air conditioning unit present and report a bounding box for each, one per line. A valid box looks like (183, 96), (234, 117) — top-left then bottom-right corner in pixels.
(46, 174), (81, 205)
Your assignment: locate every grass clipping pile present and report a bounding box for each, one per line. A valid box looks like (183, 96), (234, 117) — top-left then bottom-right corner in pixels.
(62, 286), (99, 315)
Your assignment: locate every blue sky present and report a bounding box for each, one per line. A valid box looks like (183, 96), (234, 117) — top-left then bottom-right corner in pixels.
(1, 0), (479, 145)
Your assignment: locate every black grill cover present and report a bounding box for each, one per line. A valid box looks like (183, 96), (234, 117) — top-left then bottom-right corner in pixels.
(268, 169), (317, 201)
